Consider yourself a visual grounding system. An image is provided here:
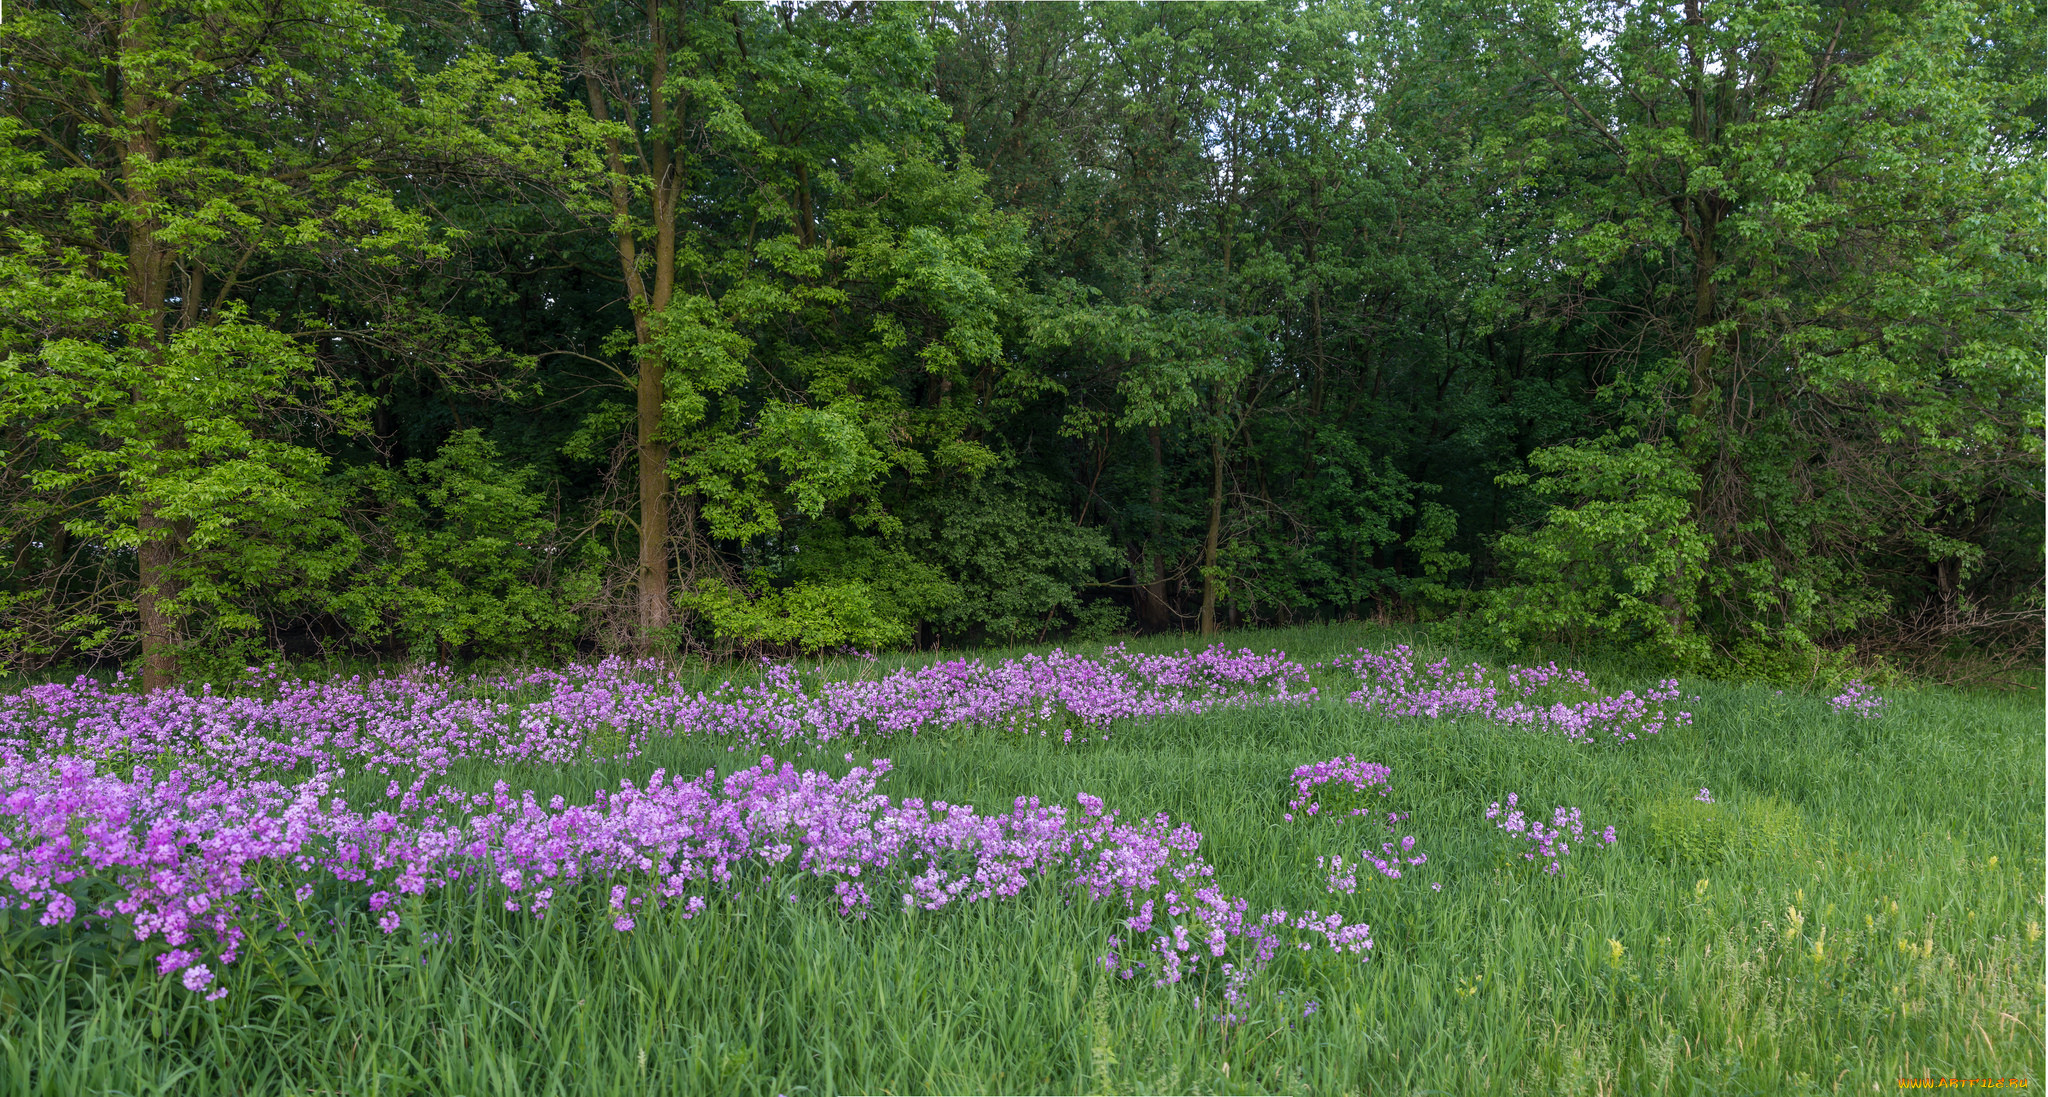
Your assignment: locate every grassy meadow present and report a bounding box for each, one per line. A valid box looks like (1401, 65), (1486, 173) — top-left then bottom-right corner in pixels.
(1, 624), (2041, 1095)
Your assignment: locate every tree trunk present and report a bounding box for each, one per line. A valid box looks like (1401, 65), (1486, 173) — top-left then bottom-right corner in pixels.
(121, 0), (180, 691)
(1197, 406), (1224, 636)
(137, 504), (178, 690)
(636, 350), (671, 647)
(1673, 192), (1720, 644)
(1200, 149), (1239, 638)
(581, 16), (685, 655)
(1143, 422), (1169, 628)
(1669, 0), (1738, 645)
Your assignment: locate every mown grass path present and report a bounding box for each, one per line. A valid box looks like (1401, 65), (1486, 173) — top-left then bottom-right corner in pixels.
(2, 625), (2040, 1095)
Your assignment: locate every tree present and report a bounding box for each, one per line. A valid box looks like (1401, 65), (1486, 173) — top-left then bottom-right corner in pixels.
(0, 0), (458, 685)
(495, 0), (1024, 654)
(1486, 0), (2043, 661)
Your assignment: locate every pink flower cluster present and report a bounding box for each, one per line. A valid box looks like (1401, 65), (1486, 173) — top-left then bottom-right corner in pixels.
(1325, 646), (1693, 744)
(0, 646), (1315, 785)
(1827, 680), (1887, 719)
(1484, 793), (1617, 875)
(1283, 754), (1395, 823)
(0, 644), (1697, 1005)
(1284, 754), (1429, 884)
(1101, 889), (1374, 993)
(0, 749), (1376, 1000)
(1318, 835), (1427, 891)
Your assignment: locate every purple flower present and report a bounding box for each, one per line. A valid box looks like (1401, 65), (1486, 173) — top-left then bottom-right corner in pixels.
(1490, 794), (1615, 877)
(1828, 682), (1887, 718)
(0, 644), (1435, 1005)
(1283, 754), (1394, 822)
(1334, 647), (1690, 744)
(156, 949), (201, 976)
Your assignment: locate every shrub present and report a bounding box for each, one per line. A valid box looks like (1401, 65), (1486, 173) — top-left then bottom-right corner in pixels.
(1647, 791), (1805, 866)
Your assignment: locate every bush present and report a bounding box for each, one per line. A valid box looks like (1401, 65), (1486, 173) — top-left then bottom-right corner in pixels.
(905, 468), (1118, 644)
(330, 430), (579, 661)
(677, 576), (918, 654)
(1646, 792), (1805, 867)
(1483, 436), (1712, 667)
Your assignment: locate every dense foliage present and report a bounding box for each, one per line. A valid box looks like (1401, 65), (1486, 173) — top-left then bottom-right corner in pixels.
(2, 0), (2039, 685)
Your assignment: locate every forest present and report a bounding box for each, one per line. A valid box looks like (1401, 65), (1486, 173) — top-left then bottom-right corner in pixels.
(2, 0), (2041, 688)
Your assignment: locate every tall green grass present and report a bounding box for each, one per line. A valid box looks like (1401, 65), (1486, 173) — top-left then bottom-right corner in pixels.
(2, 624), (2040, 1094)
